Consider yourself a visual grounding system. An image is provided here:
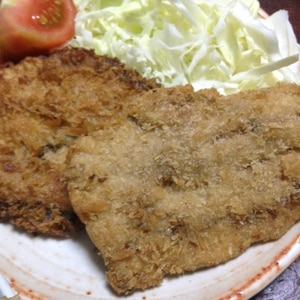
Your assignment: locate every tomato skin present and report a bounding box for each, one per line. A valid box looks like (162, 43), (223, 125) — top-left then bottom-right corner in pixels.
(0, 0), (77, 63)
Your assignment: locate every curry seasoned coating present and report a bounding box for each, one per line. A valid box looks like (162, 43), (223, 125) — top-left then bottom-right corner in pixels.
(67, 83), (300, 294)
(0, 47), (159, 236)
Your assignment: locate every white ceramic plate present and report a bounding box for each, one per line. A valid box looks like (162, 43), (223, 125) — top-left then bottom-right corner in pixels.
(1, 5), (300, 300)
(0, 221), (299, 300)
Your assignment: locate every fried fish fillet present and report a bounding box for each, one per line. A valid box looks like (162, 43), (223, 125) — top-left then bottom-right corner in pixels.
(0, 47), (159, 236)
(67, 83), (300, 294)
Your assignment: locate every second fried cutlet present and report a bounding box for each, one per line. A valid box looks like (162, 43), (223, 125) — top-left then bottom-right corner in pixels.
(0, 47), (159, 236)
(67, 83), (300, 294)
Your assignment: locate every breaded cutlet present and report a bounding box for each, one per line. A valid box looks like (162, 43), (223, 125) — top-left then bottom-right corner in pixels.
(0, 47), (160, 236)
(67, 83), (300, 294)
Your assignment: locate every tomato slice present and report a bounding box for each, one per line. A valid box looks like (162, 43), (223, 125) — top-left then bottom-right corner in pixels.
(0, 0), (77, 63)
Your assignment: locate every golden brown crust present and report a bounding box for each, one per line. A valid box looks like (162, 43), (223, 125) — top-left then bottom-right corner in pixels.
(67, 83), (300, 293)
(0, 47), (160, 236)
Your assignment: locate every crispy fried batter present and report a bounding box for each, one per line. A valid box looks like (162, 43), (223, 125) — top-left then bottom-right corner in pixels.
(67, 83), (300, 294)
(0, 47), (160, 236)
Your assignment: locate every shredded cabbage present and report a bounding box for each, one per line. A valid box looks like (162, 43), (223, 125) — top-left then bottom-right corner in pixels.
(69, 0), (299, 95)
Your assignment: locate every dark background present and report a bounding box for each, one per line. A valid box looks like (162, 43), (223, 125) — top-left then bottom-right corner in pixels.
(260, 0), (300, 41)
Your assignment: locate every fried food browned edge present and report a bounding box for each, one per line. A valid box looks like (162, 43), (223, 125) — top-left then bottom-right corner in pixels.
(0, 47), (160, 236)
(68, 83), (300, 294)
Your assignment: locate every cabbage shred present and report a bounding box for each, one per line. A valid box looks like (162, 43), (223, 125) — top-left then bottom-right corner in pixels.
(70, 0), (300, 95)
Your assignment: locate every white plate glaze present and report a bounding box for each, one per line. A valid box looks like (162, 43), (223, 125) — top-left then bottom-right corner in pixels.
(0, 221), (299, 300)
(0, 272), (17, 299)
(1, 6), (300, 300)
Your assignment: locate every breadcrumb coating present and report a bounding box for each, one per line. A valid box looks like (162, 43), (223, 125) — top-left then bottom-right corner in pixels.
(0, 47), (159, 236)
(68, 83), (300, 294)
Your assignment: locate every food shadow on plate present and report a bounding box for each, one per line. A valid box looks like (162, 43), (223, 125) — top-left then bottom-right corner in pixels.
(69, 228), (107, 271)
(4, 223), (107, 274)
(70, 230), (125, 295)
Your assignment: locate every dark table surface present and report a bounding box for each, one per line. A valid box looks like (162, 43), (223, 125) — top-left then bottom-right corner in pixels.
(250, 1), (300, 299)
(252, 258), (300, 299)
